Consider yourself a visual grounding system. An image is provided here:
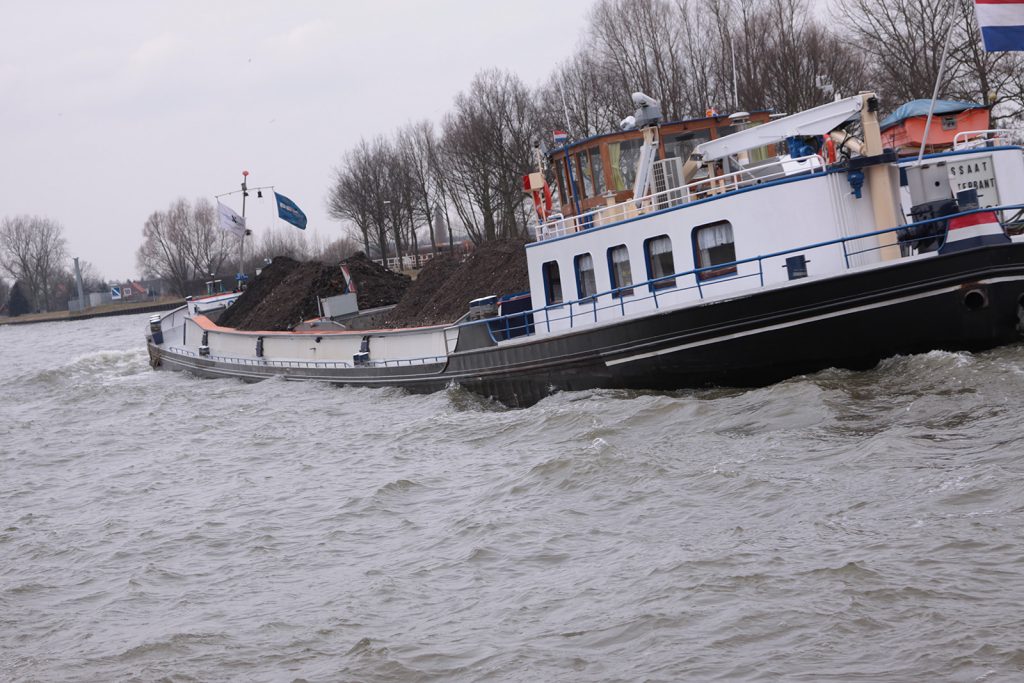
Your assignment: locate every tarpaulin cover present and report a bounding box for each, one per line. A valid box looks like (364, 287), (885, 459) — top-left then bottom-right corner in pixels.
(881, 99), (986, 130)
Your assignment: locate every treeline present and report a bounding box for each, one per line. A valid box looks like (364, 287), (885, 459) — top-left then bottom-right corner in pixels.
(0, 216), (104, 315)
(135, 197), (359, 296)
(328, 0), (1024, 258)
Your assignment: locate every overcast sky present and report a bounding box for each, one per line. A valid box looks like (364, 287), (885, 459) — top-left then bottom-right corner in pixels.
(1, 0), (597, 281)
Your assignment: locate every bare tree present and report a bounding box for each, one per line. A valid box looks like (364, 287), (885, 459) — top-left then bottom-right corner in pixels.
(946, 0), (1024, 124)
(588, 0), (690, 118)
(399, 121), (443, 256)
(537, 48), (626, 139)
(328, 141), (376, 255)
(0, 215), (68, 312)
(249, 225), (310, 265)
(316, 236), (360, 263)
(729, 0), (868, 113)
(836, 0), (958, 105)
(328, 137), (398, 264)
(136, 198), (233, 296)
(440, 69), (537, 244)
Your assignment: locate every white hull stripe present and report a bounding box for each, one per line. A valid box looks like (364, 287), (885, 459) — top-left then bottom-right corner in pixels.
(947, 223), (1003, 241)
(604, 275), (1024, 367)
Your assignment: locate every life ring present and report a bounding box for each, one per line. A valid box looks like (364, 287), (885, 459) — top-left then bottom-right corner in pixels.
(823, 136), (837, 164)
(531, 181), (553, 220)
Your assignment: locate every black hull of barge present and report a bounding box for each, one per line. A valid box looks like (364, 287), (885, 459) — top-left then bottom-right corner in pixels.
(150, 244), (1024, 406)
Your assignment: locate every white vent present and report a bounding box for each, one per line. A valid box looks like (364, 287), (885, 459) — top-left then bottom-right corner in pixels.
(651, 157), (686, 209)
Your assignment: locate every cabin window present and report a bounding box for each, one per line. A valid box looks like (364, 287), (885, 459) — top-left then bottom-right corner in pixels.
(554, 161), (567, 207)
(575, 253), (597, 299)
(577, 152), (593, 197)
(589, 147), (606, 195)
(664, 130), (711, 163)
(608, 245), (633, 297)
(694, 221), (737, 281)
(644, 235), (676, 290)
(543, 261), (563, 305)
(608, 139), (643, 191)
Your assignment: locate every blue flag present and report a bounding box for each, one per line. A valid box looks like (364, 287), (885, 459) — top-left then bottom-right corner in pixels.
(274, 191), (307, 230)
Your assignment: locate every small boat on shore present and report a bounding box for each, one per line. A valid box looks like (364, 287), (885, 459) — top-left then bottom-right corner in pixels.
(146, 91), (1024, 406)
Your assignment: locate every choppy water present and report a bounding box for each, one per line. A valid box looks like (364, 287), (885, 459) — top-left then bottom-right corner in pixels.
(2, 313), (1024, 682)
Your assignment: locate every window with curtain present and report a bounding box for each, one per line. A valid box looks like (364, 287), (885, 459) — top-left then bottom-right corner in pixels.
(543, 261), (563, 305)
(575, 253), (597, 299)
(694, 221), (737, 281)
(608, 244), (633, 297)
(608, 139), (643, 191)
(644, 235), (676, 290)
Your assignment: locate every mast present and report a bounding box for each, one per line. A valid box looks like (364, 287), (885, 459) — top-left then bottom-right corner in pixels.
(916, 0), (959, 164)
(239, 170), (248, 288)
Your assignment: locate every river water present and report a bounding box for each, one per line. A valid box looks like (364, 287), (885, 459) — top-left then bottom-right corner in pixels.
(2, 312), (1024, 682)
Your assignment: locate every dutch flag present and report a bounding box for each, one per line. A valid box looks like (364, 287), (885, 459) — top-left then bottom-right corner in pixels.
(975, 0), (1024, 51)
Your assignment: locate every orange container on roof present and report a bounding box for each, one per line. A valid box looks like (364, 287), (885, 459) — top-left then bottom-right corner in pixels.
(880, 99), (990, 155)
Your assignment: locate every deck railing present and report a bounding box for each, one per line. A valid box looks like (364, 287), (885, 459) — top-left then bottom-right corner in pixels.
(372, 252), (437, 271)
(536, 154), (826, 242)
(483, 203), (1024, 342)
(166, 346), (446, 370)
(952, 129), (1020, 150)
(163, 203), (1023, 366)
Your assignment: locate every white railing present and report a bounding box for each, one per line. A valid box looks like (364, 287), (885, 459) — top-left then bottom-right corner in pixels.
(536, 154), (826, 241)
(373, 252), (436, 271)
(166, 345), (446, 369)
(952, 129), (1019, 150)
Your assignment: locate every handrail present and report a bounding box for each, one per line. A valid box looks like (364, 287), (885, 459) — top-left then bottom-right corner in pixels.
(952, 129), (1015, 149)
(166, 345), (446, 369)
(536, 153), (826, 241)
(460, 202), (1024, 341)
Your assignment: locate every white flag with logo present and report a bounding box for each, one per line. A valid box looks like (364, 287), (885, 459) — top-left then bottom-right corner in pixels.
(217, 201), (247, 238)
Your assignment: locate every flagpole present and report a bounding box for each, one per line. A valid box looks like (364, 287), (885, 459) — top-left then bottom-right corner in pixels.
(238, 170), (248, 289)
(557, 79), (583, 217)
(917, 0), (960, 164)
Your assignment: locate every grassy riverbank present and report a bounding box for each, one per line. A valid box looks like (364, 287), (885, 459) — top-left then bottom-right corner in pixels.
(0, 298), (182, 326)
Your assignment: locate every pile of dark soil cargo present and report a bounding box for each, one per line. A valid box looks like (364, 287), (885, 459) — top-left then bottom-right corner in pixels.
(381, 240), (530, 328)
(216, 253), (410, 331)
(214, 241), (529, 331)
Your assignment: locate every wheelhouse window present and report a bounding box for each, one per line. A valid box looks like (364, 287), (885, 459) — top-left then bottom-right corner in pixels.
(694, 220), (737, 281)
(554, 161), (567, 207)
(588, 147), (606, 195)
(575, 253), (597, 299)
(543, 261), (563, 305)
(608, 244), (633, 297)
(608, 139), (643, 191)
(644, 235), (676, 291)
(578, 151), (594, 198)
(664, 130), (711, 164)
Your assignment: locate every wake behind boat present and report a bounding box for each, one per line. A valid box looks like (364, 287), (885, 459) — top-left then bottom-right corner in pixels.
(146, 91), (1024, 406)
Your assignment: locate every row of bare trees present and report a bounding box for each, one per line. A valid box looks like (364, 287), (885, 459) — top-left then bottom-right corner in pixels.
(135, 197), (360, 295)
(838, 0), (1024, 118)
(328, 69), (541, 263)
(0, 216), (68, 312)
(543, 0), (1024, 136)
(0, 215), (109, 314)
(325, 0), (1023, 259)
(136, 199), (234, 297)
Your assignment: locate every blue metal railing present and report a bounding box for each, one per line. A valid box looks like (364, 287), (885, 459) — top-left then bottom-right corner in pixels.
(468, 203), (1024, 343)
